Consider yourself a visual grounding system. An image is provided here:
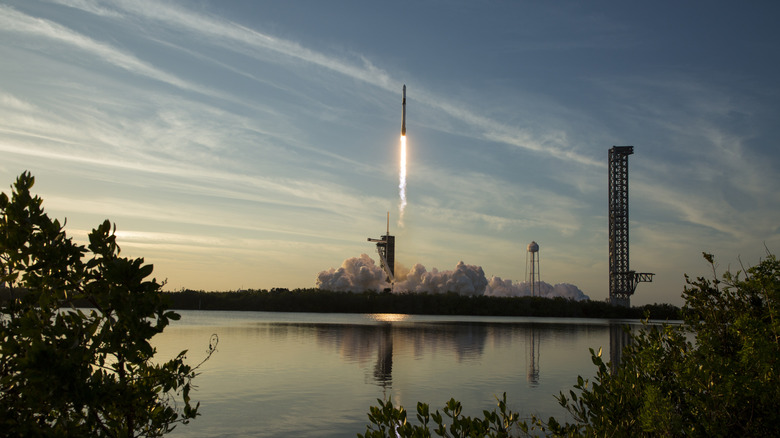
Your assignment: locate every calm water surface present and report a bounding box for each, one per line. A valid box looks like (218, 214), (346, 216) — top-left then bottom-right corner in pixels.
(152, 311), (640, 437)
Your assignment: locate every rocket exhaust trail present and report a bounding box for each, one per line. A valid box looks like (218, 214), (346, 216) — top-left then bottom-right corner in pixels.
(399, 134), (407, 226)
(399, 85), (407, 227)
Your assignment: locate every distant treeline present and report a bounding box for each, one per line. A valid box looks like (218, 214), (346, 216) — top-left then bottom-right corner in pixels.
(163, 288), (681, 320)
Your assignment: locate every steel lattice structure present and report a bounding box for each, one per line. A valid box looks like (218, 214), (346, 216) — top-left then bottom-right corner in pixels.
(367, 234), (395, 283)
(608, 146), (653, 306)
(367, 213), (395, 283)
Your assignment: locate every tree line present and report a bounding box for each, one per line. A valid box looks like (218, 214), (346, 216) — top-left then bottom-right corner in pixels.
(161, 288), (681, 320)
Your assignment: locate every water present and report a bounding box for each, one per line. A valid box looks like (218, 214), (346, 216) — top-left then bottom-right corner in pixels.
(152, 311), (642, 437)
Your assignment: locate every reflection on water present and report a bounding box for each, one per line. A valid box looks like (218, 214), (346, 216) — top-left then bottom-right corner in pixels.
(152, 312), (657, 438)
(266, 320), (492, 387)
(327, 320), (631, 388)
(527, 326), (540, 386)
(374, 324), (392, 387)
(609, 322), (633, 372)
(368, 313), (410, 322)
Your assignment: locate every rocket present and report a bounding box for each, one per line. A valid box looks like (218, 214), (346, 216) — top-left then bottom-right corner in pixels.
(401, 84), (406, 136)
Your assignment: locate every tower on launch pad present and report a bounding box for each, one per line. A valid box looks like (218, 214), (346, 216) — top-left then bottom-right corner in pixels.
(368, 213), (395, 283)
(608, 146), (653, 307)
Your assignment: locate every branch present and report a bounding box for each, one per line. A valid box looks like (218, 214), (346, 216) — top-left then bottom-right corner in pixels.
(192, 334), (219, 373)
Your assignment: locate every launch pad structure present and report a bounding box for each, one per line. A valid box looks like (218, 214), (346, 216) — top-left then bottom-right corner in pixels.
(368, 213), (395, 283)
(608, 146), (653, 307)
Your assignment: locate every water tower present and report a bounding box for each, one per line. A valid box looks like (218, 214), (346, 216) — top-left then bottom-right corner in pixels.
(526, 241), (540, 297)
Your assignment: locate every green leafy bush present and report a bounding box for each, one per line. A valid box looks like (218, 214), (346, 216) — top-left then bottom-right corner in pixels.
(0, 172), (215, 437)
(359, 393), (523, 438)
(362, 251), (779, 437)
(538, 251), (780, 437)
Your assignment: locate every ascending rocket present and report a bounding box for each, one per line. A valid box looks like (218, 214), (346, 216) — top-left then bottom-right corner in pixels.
(401, 84), (406, 136)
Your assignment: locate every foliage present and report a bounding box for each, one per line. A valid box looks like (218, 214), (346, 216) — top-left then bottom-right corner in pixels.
(360, 251), (778, 437)
(358, 393), (524, 438)
(0, 172), (216, 437)
(527, 251), (780, 437)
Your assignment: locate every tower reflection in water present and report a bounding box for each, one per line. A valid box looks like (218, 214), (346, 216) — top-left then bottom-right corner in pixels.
(609, 322), (632, 373)
(526, 325), (540, 387)
(373, 323), (393, 388)
(309, 317), (636, 388)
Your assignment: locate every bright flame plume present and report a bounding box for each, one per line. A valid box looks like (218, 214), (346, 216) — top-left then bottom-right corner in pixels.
(398, 134), (407, 227)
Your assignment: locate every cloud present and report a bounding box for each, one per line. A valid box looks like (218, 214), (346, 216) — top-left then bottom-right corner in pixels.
(47, 0), (599, 167)
(422, 93), (603, 167)
(48, 0), (124, 18)
(0, 4), (207, 94)
(0, 92), (37, 112)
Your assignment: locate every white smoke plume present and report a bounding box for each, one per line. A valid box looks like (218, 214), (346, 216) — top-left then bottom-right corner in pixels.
(485, 276), (590, 301)
(315, 254), (387, 293)
(316, 255), (589, 301)
(397, 262), (487, 296)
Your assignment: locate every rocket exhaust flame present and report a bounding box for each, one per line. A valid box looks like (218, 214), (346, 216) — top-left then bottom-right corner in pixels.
(399, 134), (407, 226)
(398, 85), (407, 227)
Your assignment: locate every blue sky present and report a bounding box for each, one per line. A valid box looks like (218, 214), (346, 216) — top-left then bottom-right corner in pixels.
(2, 0), (778, 305)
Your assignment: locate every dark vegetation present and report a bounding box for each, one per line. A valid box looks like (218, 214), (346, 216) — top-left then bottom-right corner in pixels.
(0, 172), (215, 437)
(162, 288), (681, 320)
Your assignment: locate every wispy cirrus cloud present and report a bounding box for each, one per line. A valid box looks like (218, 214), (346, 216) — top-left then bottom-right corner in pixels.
(47, 0), (123, 18)
(48, 0), (600, 167)
(0, 4), (231, 101)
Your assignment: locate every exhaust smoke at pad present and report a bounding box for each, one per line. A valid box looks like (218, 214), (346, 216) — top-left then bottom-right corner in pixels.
(316, 255), (589, 301)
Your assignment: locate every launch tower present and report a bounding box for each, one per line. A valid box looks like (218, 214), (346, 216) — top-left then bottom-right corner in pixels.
(368, 213), (395, 283)
(608, 146), (653, 307)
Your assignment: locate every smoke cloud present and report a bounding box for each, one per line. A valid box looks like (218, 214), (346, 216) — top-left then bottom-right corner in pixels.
(315, 254), (386, 293)
(397, 261), (487, 296)
(484, 276), (590, 301)
(316, 255), (589, 301)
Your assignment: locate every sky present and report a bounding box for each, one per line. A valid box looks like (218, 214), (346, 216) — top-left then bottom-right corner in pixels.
(1, 0), (779, 306)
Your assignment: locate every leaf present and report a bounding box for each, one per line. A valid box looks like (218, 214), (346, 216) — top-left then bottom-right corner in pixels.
(0, 172), (216, 436)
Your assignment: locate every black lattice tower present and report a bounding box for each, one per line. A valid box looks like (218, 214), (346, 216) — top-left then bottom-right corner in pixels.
(367, 212), (395, 283)
(608, 146), (653, 307)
